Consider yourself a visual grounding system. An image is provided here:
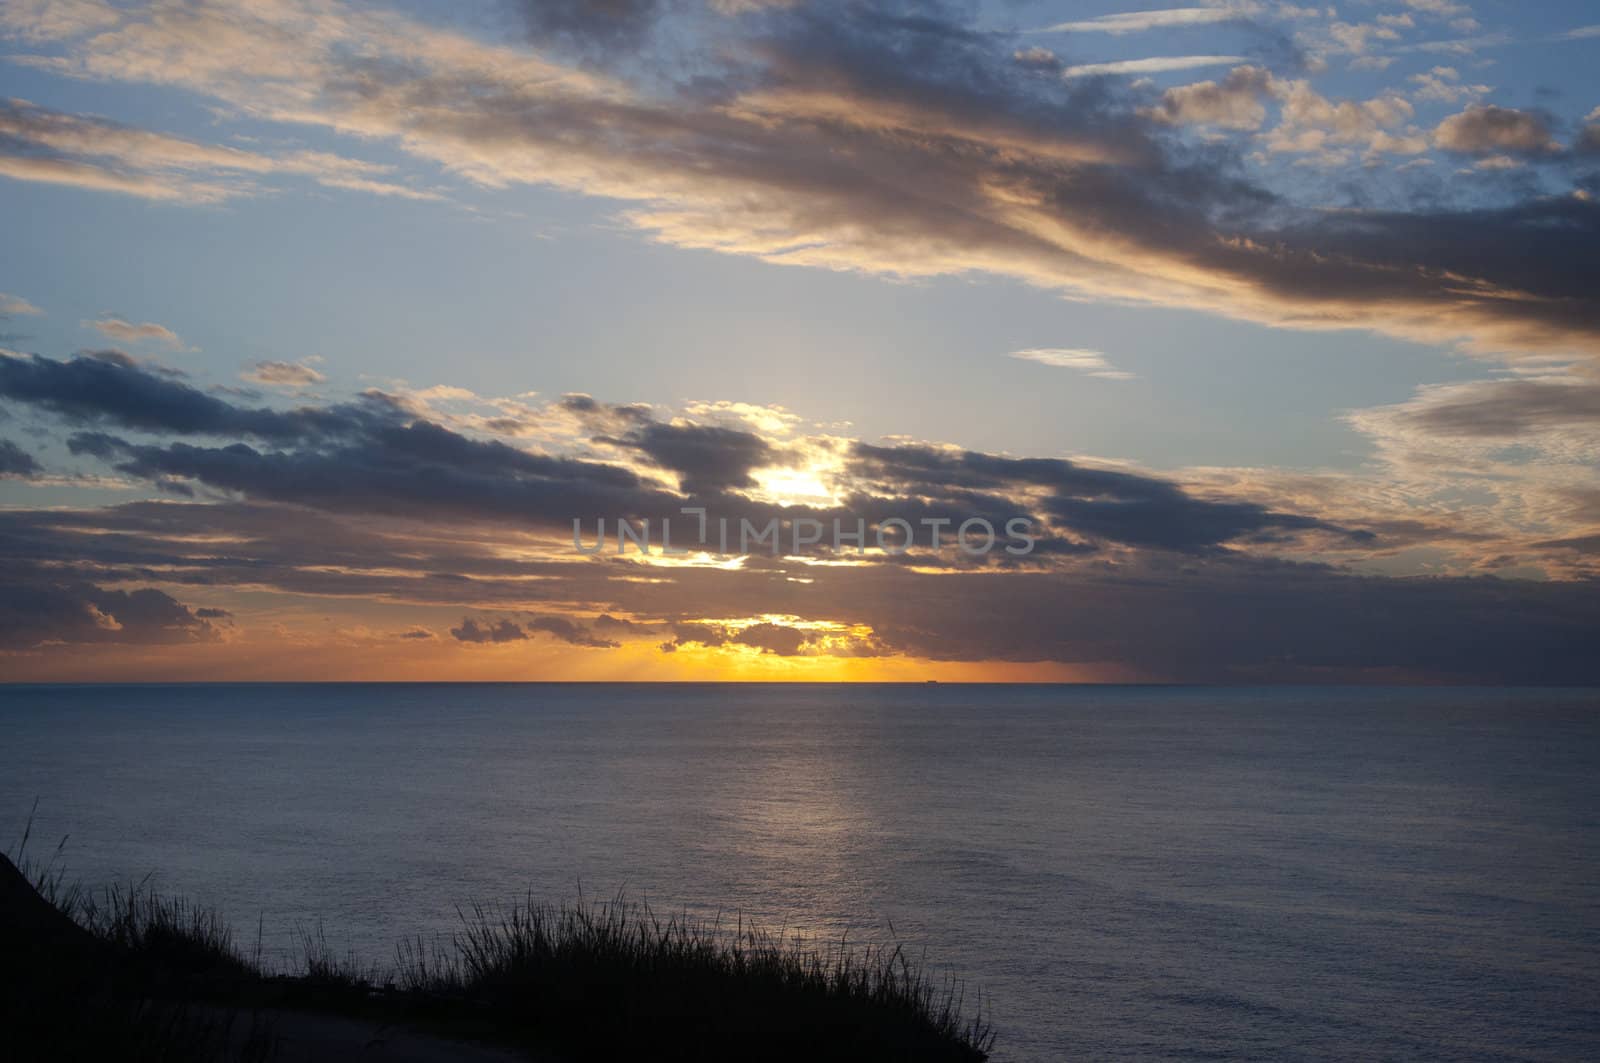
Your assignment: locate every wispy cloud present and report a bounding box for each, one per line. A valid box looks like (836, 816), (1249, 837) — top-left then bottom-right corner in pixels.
(0, 98), (439, 203)
(242, 359), (326, 389)
(84, 316), (189, 350)
(1010, 348), (1135, 380)
(1392, 31), (1515, 55)
(1030, 7), (1241, 36)
(0, 293), (43, 318)
(1060, 54), (1247, 78)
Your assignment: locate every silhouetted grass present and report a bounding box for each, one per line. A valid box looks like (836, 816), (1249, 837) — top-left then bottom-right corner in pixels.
(3, 806), (273, 1062)
(391, 896), (995, 1061)
(6, 805), (995, 1061)
(82, 883), (260, 988)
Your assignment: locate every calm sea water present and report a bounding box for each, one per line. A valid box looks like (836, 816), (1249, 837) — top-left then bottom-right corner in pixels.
(2, 684), (1596, 1061)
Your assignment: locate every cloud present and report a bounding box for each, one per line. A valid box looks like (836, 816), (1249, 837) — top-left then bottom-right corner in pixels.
(1353, 375), (1600, 442)
(83, 315), (187, 349)
(1576, 106), (1600, 154)
(0, 97), (439, 203)
(1145, 65), (1274, 130)
(1403, 0), (1469, 16)
(242, 360), (326, 389)
(0, 145), (235, 202)
(602, 419), (782, 494)
(1030, 8), (1242, 36)
(0, 438), (40, 477)
(1470, 154), (1520, 171)
(5, 490), (1596, 681)
(513, 0), (664, 56)
(662, 620), (820, 656)
(1433, 104), (1561, 155)
(1009, 347), (1135, 380)
(732, 621), (810, 656)
(1060, 55), (1248, 78)
(0, 350), (377, 439)
(0, 569), (220, 650)
(710, 0), (798, 13)
(0, 1), (1596, 365)
(0, 379), (1594, 680)
(1407, 66), (1490, 105)
(450, 614), (616, 647)
(0, 351), (1384, 565)
(1264, 78), (1427, 158)
(854, 561), (1600, 683)
(848, 440), (1365, 554)
(398, 627), (436, 639)
(1392, 30), (1514, 58)
(8, 337), (1600, 591)
(527, 615), (620, 648)
(1342, 373), (1600, 569)
(1322, 20), (1405, 56)
(450, 617), (528, 643)
(0, 7), (1599, 681)
(0, 293), (43, 318)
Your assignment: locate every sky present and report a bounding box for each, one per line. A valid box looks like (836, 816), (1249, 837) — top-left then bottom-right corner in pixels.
(0, 0), (1597, 682)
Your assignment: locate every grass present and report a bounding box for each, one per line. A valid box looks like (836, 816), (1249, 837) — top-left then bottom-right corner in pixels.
(389, 896), (995, 1061)
(3, 809), (274, 1062)
(4, 809), (995, 1061)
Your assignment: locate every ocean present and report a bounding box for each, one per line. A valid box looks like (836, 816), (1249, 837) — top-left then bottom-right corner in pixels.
(2, 683), (1596, 1061)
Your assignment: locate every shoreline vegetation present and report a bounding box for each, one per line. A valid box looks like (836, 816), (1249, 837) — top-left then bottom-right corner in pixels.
(3, 822), (994, 1062)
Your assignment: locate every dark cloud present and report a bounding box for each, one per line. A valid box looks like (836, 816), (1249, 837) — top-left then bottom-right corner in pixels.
(399, 627), (437, 639)
(670, 621), (729, 648)
(852, 562), (1600, 684)
(660, 619), (865, 657)
(560, 394), (654, 430)
(73, 349), (188, 379)
(0, 437), (39, 477)
(450, 614), (617, 647)
(593, 613), (649, 632)
(603, 420), (779, 494)
(1044, 494), (1360, 553)
(1536, 533), (1600, 556)
(630, 557), (1600, 682)
(193, 607), (231, 619)
(851, 441), (1366, 553)
(0, 353), (1400, 561)
(0, 351), (375, 440)
(66, 429), (677, 527)
(18, 367), (688, 531)
(0, 569), (219, 650)
(527, 615), (620, 648)
(514, 0), (666, 56)
(732, 621), (809, 656)
(450, 617), (528, 643)
(1273, 196), (1600, 316)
